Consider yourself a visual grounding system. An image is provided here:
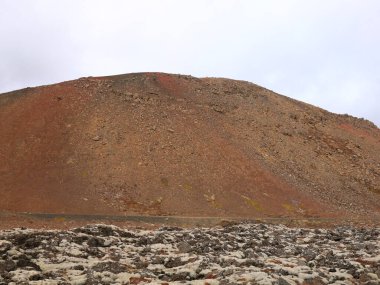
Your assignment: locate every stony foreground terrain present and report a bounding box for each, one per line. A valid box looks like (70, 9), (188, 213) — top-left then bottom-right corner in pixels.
(1, 223), (379, 285)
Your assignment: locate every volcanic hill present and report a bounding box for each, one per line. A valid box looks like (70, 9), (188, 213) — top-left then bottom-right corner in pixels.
(1, 73), (379, 222)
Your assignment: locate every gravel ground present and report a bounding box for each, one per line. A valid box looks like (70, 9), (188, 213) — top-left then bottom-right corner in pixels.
(0, 223), (379, 285)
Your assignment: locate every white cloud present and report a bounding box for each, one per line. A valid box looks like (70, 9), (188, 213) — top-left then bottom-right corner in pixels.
(0, 0), (379, 126)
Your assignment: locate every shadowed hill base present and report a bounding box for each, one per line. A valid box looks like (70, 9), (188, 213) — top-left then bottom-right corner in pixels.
(1, 72), (379, 223)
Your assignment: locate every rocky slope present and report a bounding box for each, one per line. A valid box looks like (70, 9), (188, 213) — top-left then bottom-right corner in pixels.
(0, 223), (380, 285)
(0, 72), (379, 221)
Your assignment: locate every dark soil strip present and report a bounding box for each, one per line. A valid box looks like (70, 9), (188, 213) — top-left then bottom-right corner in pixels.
(0, 211), (356, 227)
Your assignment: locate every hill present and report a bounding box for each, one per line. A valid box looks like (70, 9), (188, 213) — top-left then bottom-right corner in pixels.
(1, 72), (379, 222)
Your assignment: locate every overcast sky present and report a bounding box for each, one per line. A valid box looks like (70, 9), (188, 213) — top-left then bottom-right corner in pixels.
(1, 0), (379, 126)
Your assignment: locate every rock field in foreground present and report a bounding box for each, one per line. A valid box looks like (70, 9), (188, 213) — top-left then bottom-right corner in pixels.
(0, 223), (379, 285)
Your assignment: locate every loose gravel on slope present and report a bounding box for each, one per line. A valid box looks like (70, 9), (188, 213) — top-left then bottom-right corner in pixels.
(0, 223), (379, 285)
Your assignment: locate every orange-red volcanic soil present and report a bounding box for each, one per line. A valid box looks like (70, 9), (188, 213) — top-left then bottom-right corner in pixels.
(1, 73), (380, 226)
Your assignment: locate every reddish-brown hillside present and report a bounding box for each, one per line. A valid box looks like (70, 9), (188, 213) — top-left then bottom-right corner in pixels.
(1, 73), (379, 222)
